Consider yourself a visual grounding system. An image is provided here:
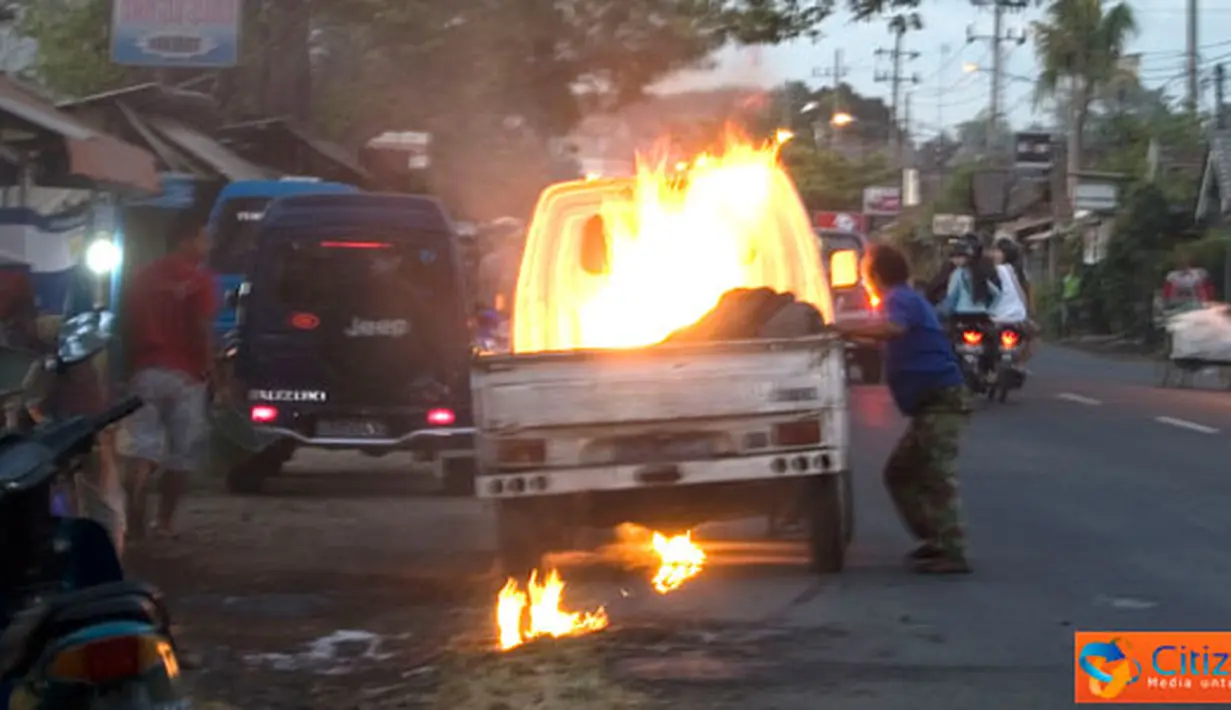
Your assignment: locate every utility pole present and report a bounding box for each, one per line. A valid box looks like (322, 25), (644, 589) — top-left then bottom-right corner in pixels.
(967, 0), (1029, 160)
(813, 49), (850, 148)
(1187, 0), (1199, 113)
(874, 27), (920, 165)
(1217, 64), (1226, 129)
(1217, 64), (1227, 299)
(904, 91), (913, 165)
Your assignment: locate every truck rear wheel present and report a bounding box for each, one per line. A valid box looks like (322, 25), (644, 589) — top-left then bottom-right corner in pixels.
(859, 350), (884, 384)
(841, 469), (855, 545)
(496, 501), (549, 580)
(806, 474), (847, 573)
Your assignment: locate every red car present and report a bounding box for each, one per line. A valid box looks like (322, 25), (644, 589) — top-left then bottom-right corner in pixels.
(817, 228), (883, 383)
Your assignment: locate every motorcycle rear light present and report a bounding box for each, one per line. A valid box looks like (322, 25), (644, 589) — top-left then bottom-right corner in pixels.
(497, 438), (547, 466)
(773, 420), (821, 447)
(250, 405), (278, 423)
(48, 636), (150, 683)
(319, 240), (392, 249)
(961, 330), (983, 345)
(426, 407), (456, 426)
(1000, 330), (1020, 349)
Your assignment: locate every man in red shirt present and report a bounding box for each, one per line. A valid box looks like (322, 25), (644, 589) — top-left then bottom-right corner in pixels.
(120, 216), (215, 539)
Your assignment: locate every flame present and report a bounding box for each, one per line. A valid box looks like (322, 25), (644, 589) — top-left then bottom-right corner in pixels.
(512, 130), (832, 352)
(650, 531), (707, 593)
(497, 570), (609, 650)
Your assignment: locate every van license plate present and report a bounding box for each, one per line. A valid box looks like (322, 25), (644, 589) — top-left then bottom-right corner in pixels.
(317, 419), (388, 438)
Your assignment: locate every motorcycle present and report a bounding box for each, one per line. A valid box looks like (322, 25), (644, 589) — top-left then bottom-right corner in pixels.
(953, 321), (1028, 403)
(0, 316), (185, 710)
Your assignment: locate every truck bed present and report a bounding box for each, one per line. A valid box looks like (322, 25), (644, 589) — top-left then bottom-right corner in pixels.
(472, 335), (845, 432)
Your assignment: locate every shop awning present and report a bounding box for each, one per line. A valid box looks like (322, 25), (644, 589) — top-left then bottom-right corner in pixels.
(219, 117), (374, 186)
(0, 77), (159, 195)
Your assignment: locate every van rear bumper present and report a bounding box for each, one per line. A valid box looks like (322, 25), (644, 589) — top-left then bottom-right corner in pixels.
(252, 424), (474, 449)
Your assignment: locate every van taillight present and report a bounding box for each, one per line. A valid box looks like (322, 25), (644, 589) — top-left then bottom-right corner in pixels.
(773, 420), (821, 447)
(319, 241), (391, 249)
(251, 405), (278, 423)
(426, 407), (456, 426)
(497, 439), (546, 466)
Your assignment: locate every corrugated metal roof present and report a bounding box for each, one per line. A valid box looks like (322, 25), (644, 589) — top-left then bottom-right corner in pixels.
(147, 116), (268, 181)
(0, 76), (158, 194)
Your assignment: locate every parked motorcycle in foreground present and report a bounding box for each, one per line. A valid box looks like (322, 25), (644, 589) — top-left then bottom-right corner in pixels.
(0, 318), (186, 710)
(952, 322), (1028, 403)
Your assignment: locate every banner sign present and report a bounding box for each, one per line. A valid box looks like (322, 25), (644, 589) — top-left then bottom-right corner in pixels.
(932, 213), (974, 236)
(862, 186), (901, 216)
(0, 202), (93, 233)
(814, 211), (867, 233)
(1014, 132), (1053, 170)
(111, 0), (240, 68)
(122, 173), (197, 209)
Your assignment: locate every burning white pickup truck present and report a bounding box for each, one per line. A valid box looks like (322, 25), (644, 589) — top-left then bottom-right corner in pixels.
(473, 137), (852, 576)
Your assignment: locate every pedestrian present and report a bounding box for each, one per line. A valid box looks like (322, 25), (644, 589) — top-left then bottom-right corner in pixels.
(833, 243), (972, 574)
(1061, 264), (1082, 338)
(118, 215), (216, 541)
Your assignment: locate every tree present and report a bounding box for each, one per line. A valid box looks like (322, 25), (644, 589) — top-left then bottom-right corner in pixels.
(780, 138), (895, 211)
(17, 0), (840, 218)
(1032, 0), (1137, 206)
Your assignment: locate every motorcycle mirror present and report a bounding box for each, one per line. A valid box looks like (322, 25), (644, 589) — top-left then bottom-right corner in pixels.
(57, 310), (114, 365)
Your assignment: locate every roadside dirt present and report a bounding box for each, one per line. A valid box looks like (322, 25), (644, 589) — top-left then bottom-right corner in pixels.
(122, 451), (821, 709)
(124, 452), (499, 709)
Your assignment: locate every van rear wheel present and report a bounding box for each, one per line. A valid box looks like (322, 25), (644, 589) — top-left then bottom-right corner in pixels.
(805, 474), (847, 573)
(225, 445), (289, 495)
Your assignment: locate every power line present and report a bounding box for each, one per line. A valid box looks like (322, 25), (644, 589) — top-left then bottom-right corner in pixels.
(966, 0), (1031, 158)
(873, 26), (921, 164)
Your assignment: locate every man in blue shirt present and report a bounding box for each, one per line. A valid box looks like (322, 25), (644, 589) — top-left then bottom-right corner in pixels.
(832, 244), (971, 574)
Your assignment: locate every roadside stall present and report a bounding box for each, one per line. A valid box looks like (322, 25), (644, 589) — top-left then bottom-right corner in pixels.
(0, 75), (159, 396)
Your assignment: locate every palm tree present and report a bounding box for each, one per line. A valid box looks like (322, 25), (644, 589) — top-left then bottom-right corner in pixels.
(1033, 0), (1137, 209)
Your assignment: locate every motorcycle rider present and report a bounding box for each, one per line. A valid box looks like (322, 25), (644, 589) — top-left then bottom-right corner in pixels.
(989, 238), (1035, 364)
(937, 233), (1003, 379)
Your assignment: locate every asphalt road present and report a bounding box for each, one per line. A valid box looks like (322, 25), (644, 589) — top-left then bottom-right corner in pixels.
(155, 343), (1231, 708)
(544, 343), (1231, 708)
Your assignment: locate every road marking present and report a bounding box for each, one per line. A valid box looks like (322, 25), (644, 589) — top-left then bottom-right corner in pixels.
(1056, 392), (1102, 406)
(1154, 416), (1220, 435)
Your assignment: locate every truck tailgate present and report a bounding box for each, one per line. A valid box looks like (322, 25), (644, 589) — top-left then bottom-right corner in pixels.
(473, 335), (844, 431)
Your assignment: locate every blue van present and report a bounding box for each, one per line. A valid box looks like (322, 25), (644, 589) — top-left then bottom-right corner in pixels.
(223, 193), (474, 494)
(207, 179), (358, 337)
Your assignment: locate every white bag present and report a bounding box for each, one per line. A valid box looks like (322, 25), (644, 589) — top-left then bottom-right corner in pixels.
(1166, 303), (1231, 361)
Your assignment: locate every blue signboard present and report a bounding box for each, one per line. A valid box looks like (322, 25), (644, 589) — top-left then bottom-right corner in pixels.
(111, 0), (240, 68)
(122, 173), (197, 209)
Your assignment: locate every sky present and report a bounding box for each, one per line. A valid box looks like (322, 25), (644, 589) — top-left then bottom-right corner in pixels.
(652, 0), (1224, 137)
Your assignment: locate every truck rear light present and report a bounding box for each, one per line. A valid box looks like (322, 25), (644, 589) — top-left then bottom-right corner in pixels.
(743, 431), (770, 449)
(251, 405), (278, 423)
(773, 420), (821, 447)
(497, 439), (546, 466)
(426, 407), (456, 426)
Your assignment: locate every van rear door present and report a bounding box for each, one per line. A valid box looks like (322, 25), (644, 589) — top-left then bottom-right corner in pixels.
(239, 232), (470, 422)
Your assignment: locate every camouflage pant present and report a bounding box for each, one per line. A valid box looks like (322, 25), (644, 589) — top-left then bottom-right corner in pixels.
(884, 386), (969, 558)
